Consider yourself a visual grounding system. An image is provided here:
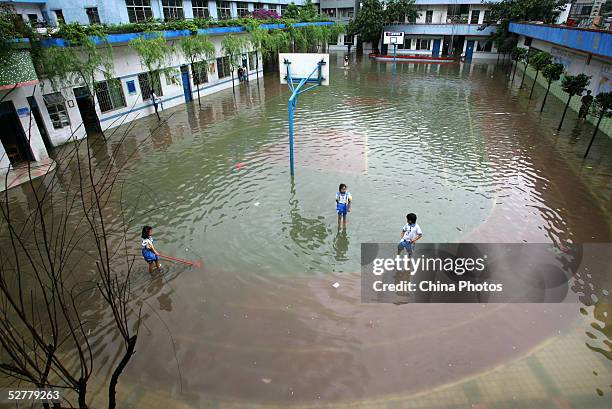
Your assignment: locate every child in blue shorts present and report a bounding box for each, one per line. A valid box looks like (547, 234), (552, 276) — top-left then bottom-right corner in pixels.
(336, 183), (352, 225)
(398, 213), (423, 256)
(142, 225), (161, 273)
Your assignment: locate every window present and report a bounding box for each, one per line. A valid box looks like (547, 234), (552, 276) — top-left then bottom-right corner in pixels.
(95, 79), (126, 112)
(54, 10), (65, 25)
(86, 7), (101, 24)
(524, 37), (532, 47)
(193, 61), (209, 85)
(236, 2), (249, 17)
(322, 8), (336, 18)
(483, 10), (492, 23)
(192, 0), (210, 18)
(43, 93), (70, 129)
(280, 4), (287, 15)
(476, 40), (493, 52)
(580, 5), (593, 15)
(162, 0), (184, 21)
(470, 10), (480, 24)
(216, 1), (231, 19)
(416, 39), (430, 50)
(27, 14), (38, 24)
(344, 34), (354, 45)
(216, 56), (230, 79)
(254, 3), (264, 10)
(425, 10), (433, 23)
(138, 71), (163, 101)
(126, 0), (153, 23)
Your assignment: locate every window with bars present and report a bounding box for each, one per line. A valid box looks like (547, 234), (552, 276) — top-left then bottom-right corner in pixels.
(192, 0), (210, 18)
(216, 1), (231, 19)
(470, 10), (480, 24)
(86, 7), (101, 24)
(216, 56), (230, 78)
(236, 2), (249, 17)
(162, 0), (184, 20)
(192, 61), (209, 85)
(416, 39), (430, 50)
(43, 93), (70, 129)
(138, 71), (163, 101)
(483, 10), (492, 23)
(126, 0), (153, 23)
(95, 79), (126, 112)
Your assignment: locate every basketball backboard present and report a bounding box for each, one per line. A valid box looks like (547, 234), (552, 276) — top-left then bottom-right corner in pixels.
(384, 31), (405, 45)
(279, 53), (330, 86)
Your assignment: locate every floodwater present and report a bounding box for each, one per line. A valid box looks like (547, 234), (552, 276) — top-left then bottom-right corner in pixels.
(2, 53), (612, 408)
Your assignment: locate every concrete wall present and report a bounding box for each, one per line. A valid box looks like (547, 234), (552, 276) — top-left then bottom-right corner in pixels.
(34, 32), (259, 146)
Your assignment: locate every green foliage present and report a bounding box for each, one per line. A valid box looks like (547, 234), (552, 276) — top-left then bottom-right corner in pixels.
(0, 4), (33, 62)
(221, 34), (250, 68)
(487, 0), (566, 26)
(347, 0), (385, 47)
(284, 3), (301, 19)
(42, 23), (113, 96)
(348, 0), (417, 51)
(529, 51), (552, 71)
(561, 73), (591, 97)
(511, 46), (528, 62)
(542, 62), (564, 83)
(385, 0), (419, 23)
(592, 92), (612, 118)
(180, 34), (215, 64)
(130, 32), (177, 84)
(299, 1), (319, 21)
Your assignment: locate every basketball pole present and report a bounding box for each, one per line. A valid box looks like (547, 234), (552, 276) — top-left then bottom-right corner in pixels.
(284, 59), (326, 176)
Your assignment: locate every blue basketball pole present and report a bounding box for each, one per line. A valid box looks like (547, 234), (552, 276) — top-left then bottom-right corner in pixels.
(284, 58), (326, 176)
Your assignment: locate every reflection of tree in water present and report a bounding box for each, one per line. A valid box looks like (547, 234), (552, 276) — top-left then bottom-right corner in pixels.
(333, 225), (349, 261)
(284, 178), (330, 252)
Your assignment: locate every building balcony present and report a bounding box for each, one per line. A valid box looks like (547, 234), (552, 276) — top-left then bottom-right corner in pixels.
(384, 23), (498, 37)
(509, 22), (612, 59)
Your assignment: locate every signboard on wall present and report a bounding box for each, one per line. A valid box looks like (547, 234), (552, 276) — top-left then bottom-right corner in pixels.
(384, 32), (405, 45)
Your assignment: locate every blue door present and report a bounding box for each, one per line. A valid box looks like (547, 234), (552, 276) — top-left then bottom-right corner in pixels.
(181, 65), (192, 102)
(465, 40), (475, 61)
(432, 39), (441, 57)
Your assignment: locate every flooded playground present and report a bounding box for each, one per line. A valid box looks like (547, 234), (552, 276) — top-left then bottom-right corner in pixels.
(2, 53), (611, 408)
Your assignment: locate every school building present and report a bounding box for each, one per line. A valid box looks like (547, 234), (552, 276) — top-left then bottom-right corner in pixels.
(0, 0), (321, 189)
(366, 0), (503, 60)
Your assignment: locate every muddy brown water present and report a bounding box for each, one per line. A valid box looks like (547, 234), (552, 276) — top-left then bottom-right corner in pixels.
(1, 54), (611, 408)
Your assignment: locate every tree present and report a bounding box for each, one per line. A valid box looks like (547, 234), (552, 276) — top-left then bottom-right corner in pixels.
(129, 32), (176, 120)
(42, 23), (114, 136)
(519, 48), (531, 89)
(385, 0), (419, 23)
(299, 0), (319, 20)
(540, 62), (564, 112)
(557, 73), (591, 131)
(527, 51), (552, 99)
(250, 27), (268, 84)
(486, 0), (567, 25)
(221, 34), (250, 94)
(348, 0), (417, 54)
(584, 92), (612, 158)
(180, 34), (215, 106)
(510, 46), (527, 83)
(284, 2), (301, 19)
(0, 103), (147, 408)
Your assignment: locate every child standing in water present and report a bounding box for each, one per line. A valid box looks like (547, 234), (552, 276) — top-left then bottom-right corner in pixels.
(398, 213), (423, 257)
(142, 226), (161, 273)
(336, 184), (352, 225)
